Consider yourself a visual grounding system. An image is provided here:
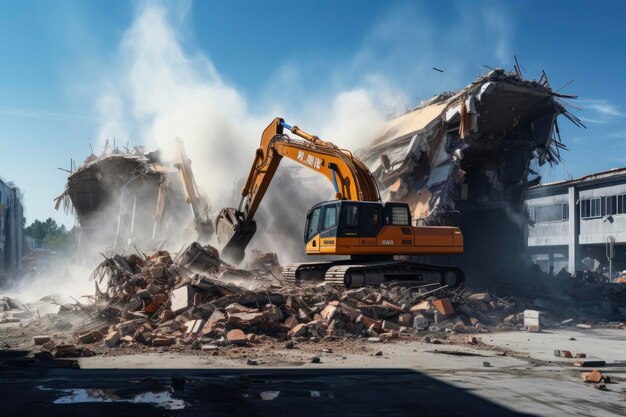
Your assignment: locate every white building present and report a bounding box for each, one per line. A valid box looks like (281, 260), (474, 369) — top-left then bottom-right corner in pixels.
(525, 167), (626, 276)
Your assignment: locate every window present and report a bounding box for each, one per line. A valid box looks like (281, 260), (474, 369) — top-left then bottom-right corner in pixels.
(360, 205), (382, 236)
(531, 203), (568, 222)
(581, 197), (601, 219)
(322, 204), (339, 229)
(605, 195), (618, 215)
(617, 194), (626, 214)
(344, 204), (359, 227)
(306, 207), (321, 241)
(391, 206), (410, 225)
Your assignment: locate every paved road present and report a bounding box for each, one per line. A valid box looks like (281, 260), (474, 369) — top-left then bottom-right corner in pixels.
(0, 355), (532, 417)
(2, 328), (625, 416)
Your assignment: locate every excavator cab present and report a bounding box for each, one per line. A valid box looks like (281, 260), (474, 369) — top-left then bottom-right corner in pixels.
(304, 200), (413, 252)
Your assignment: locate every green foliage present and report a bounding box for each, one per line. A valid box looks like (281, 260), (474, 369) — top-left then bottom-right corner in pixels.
(24, 217), (73, 252)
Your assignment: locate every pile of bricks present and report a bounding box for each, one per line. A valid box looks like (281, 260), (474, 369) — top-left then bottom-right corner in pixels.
(63, 242), (531, 353)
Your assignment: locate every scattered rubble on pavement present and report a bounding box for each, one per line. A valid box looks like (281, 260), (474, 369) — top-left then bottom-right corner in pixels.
(2, 242), (625, 370)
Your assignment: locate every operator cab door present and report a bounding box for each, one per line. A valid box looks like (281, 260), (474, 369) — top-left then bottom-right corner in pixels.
(304, 205), (322, 252)
(337, 202), (383, 246)
(358, 203), (383, 245)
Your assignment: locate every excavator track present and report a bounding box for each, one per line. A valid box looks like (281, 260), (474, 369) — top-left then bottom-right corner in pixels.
(282, 260), (464, 289)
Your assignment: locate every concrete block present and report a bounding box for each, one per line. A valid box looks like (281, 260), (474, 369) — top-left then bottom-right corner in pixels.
(33, 335), (51, 345)
(432, 298), (455, 316)
(185, 319), (205, 335)
(104, 331), (120, 348)
(226, 329), (247, 345)
(152, 337), (174, 347)
(170, 286), (192, 314)
(523, 309), (541, 332)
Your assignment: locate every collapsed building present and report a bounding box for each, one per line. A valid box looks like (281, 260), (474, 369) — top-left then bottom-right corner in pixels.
(360, 69), (583, 284)
(57, 69), (582, 285)
(55, 141), (212, 256)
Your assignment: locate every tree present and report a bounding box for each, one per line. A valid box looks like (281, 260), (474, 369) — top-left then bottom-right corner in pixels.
(24, 218), (72, 252)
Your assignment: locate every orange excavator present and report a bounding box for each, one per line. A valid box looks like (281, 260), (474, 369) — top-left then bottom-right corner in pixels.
(215, 118), (464, 289)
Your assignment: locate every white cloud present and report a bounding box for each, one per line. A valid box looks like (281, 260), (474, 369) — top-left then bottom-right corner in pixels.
(0, 108), (97, 123)
(481, 7), (512, 64)
(578, 98), (624, 124)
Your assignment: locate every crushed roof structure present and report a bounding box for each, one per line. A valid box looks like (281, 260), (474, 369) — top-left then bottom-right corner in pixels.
(361, 68), (582, 282)
(56, 143), (209, 254)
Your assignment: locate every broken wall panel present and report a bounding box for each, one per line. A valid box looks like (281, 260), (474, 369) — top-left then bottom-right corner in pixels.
(360, 69), (580, 284)
(57, 145), (209, 255)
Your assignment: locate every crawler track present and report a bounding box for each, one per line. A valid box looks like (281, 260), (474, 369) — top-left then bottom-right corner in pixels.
(282, 260), (464, 289)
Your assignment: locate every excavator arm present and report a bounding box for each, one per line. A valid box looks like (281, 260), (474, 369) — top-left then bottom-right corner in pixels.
(174, 138), (213, 241)
(216, 117), (380, 263)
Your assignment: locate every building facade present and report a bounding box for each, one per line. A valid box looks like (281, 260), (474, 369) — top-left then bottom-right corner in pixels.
(0, 178), (24, 279)
(525, 168), (626, 276)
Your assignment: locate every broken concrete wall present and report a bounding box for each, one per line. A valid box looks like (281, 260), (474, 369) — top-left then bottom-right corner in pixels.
(360, 69), (581, 285)
(56, 146), (202, 256)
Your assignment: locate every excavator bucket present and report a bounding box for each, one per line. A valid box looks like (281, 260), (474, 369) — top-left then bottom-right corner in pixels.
(215, 207), (257, 264)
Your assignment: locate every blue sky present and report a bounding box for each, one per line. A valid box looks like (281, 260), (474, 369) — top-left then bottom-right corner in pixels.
(1, 0), (625, 227)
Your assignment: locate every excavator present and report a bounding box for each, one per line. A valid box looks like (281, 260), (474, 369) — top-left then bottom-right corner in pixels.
(215, 118), (464, 289)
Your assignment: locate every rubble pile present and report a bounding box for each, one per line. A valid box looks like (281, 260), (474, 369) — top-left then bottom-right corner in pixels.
(28, 244), (568, 354)
(4, 244), (624, 360)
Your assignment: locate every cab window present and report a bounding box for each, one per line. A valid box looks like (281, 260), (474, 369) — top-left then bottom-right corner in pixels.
(360, 205), (382, 236)
(306, 207), (321, 241)
(391, 206), (410, 225)
(322, 204), (339, 229)
(344, 204), (359, 227)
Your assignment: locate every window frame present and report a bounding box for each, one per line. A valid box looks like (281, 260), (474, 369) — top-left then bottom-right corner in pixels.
(390, 206), (410, 226)
(305, 206), (322, 242)
(581, 197), (602, 219)
(320, 203), (339, 230)
(530, 202), (569, 223)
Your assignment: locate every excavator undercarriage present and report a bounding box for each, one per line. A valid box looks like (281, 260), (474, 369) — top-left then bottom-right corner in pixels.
(282, 259), (464, 289)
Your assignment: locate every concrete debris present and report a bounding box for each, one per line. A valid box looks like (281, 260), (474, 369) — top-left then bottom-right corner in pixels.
(226, 329), (247, 345)
(33, 335), (51, 346)
(574, 360), (606, 367)
(432, 298), (455, 316)
(104, 331), (120, 348)
(553, 349), (573, 358)
(56, 140), (213, 255)
(79, 245), (550, 352)
(0, 238), (616, 359)
(583, 370), (606, 383)
(523, 310), (541, 332)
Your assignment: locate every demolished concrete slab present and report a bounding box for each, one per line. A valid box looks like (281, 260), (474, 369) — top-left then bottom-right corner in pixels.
(360, 69), (582, 284)
(54, 143), (212, 255)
